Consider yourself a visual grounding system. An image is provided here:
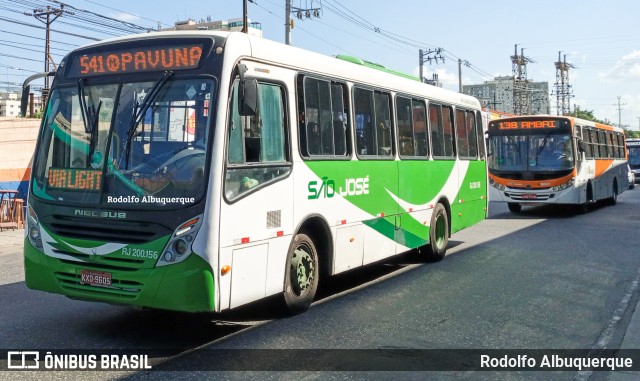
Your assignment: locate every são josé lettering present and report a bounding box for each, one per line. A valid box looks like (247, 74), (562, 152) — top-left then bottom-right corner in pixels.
(480, 354), (632, 370)
(308, 176), (369, 200)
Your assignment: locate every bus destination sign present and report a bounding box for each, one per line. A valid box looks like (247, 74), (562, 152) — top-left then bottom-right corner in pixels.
(48, 168), (103, 191)
(493, 120), (557, 130)
(488, 118), (571, 134)
(70, 44), (203, 77)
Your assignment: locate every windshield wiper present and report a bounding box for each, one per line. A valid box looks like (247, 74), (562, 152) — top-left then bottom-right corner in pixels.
(123, 71), (173, 169)
(77, 79), (102, 158)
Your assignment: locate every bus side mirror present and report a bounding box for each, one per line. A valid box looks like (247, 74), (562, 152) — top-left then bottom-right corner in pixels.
(236, 63), (257, 116)
(20, 85), (30, 117)
(20, 71), (55, 117)
(238, 78), (258, 116)
(578, 140), (588, 153)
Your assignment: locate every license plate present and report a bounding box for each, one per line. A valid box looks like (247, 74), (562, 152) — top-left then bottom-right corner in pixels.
(80, 269), (112, 287)
(521, 194), (537, 200)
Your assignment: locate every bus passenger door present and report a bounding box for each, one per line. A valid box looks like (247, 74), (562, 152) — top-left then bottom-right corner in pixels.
(219, 79), (294, 310)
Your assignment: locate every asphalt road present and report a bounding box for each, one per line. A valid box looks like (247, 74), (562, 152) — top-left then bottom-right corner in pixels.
(1, 189), (639, 380)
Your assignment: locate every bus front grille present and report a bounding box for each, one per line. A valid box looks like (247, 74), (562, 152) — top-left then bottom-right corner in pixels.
(56, 253), (146, 271)
(45, 215), (171, 244)
(505, 192), (554, 201)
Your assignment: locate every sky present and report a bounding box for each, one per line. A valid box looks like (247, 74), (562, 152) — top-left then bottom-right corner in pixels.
(1, 0), (639, 130)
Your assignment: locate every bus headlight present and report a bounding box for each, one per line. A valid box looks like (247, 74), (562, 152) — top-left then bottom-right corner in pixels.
(156, 215), (203, 267)
(173, 239), (188, 255)
(490, 180), (505, 190)
(27, 204), (43, 249)
(554, 179), (574, 192)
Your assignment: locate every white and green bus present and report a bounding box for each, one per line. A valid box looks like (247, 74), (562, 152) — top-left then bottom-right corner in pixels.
(23, 31), (487, 314)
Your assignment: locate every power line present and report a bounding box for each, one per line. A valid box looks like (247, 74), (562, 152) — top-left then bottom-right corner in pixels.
(80, 0), (168, 28)
(0, 15), (101, 40)
(0, 27), (78, 46)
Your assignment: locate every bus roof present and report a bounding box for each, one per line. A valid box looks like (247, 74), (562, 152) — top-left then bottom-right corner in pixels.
(63, 30), (481, 110)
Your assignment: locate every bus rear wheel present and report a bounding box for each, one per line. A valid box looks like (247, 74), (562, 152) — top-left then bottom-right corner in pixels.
(607, 181), (618, 206)
(421, 203), (448, 262)
(507, 202), (522, 213)
(282, 233), (319, 315)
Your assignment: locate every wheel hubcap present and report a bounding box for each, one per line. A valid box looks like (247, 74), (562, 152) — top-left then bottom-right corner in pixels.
(290, 245), (315, 296)
(435, 215), (446, 249)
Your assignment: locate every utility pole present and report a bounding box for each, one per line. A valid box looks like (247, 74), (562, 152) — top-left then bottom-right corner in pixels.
(419, 48), (444, 83)
(25, 5), (73, 105)
(242, 0), (248, 33)
(285, 0), (322, 45)
(285, 0), (291, 45)
(486, 92), (502, 110)
(458, 59), (462, 93)
(553, 51), (575, 116)
(614, 96), (627, 129)
(457, 59), (470, 93)
(511, 44), (534, 115)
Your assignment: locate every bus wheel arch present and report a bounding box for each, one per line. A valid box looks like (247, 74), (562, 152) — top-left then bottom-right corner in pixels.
(608, 179), (618, 205)
(282, 215), (332, 314)
(436, 197), (452, 238)
(420, 198), (450, 262)
(586, 181), (593, 203)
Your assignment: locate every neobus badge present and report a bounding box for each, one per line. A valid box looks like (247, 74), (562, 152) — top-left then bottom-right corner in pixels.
(73, 44), (203, 76)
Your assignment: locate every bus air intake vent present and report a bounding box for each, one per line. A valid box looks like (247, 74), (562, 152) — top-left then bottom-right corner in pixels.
(267, 210), (281, 229)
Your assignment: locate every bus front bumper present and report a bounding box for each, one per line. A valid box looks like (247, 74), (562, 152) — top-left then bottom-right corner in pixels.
(491, 186), (580, 205)
(24, 238), (215, 313)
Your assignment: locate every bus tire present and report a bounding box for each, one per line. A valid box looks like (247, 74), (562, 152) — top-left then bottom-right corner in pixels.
(507, 202), (522, 213)
(423, 203), (448, 262)
(607, 181), (618, 206)
(577, 201), (589, 214)
(282, 233), (319, 315)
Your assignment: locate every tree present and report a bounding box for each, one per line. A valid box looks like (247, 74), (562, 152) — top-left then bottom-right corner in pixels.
(573, 106), (610, 124)
(624, 128), (640, 138)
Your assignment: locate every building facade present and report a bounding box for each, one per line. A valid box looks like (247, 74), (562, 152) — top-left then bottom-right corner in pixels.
(463, 76), (550, 115)
(0, 93), (20, 117)
(161, 18), (263, 37)
(0, 93), (43, 117)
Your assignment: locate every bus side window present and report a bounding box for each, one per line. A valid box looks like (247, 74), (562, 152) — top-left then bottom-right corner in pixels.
(455, 109), (477, 159)
(354, 87), (393, 158)
(299, 76), (349, 158)
(430, 103), (455, 159)
(397, 96), (428, 158)
(475, 110), (485, 159)
(583, 128), (593, 158)
(354, 88), (374, 156)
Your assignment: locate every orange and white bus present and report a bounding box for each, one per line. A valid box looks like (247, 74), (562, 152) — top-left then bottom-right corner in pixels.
(487, 115), (628, 213)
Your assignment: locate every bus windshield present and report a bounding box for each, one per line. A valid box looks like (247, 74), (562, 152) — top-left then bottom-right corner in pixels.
(629, 146), (640, 167)
(31, 77), (214, 208)
(488, 133), (574, 172)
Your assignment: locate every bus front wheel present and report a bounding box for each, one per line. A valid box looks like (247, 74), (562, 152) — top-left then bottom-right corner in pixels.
(507, 203), (522, 213)
(607, 181), (618, 206)
(282, 233), (319, 315)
